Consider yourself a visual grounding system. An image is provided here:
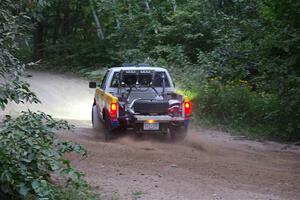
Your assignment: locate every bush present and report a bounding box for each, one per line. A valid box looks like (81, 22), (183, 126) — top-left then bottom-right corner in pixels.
(0, 111), (95, 200)
(192, 80), (299, 141)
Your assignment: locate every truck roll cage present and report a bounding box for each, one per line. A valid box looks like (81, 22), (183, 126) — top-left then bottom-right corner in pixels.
(117, 69), (166, 99)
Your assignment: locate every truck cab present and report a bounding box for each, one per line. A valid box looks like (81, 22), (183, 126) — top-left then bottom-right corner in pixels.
(89, 64), (191, 140)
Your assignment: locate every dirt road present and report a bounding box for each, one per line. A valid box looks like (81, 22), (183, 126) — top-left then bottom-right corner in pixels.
(3, 71), (300, 200)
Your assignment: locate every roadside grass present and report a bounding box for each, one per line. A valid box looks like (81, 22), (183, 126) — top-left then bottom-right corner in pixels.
(132, 190), (145, 199)
(188, 81), (299, 142)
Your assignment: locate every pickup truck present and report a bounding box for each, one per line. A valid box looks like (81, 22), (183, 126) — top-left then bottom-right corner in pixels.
(89, 64), (191, 140)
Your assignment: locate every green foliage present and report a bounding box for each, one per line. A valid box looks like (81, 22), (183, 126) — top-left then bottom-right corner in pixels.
(0, 111), (94, 199)
(0, 78), (40, 110)
(193, 81), (297, 140)
(1, 2), (95, 199)
(0, 0), (40, 110)
(192, 0), (300, 141)
(13, 0), (300, 141)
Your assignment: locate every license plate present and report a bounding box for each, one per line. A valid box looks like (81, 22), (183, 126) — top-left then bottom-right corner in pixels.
(143, 122), (159, 130)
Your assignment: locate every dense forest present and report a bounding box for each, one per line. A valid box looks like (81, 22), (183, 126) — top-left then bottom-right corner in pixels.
(1, 0), (300, 198)
(24, 0), (300, 141)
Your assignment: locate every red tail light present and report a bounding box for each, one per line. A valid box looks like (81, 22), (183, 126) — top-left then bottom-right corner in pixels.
(184, 98), (191, 117)
(110, 102), (118, 119)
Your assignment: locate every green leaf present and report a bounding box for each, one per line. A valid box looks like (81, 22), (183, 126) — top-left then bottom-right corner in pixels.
(31, 180), (40, 190)
(19, 185), (29, 196)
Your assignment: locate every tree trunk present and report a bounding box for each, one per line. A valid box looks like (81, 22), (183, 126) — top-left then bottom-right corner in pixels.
(89, 0), (105, 39)
(126, 0), (133, 19)
(73, 0), (82, 34)
(63, 0), (71, 36)
(112, 0), (120, 28)
(33, 21), (44, 61)
(219, 0), (224, 8)
(144, 0), (150, 13)
(172, 0), (176, 13)
(52, 0), (61, 44)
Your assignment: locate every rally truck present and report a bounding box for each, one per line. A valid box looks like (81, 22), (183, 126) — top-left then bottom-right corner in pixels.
(89, 64), (191, 140)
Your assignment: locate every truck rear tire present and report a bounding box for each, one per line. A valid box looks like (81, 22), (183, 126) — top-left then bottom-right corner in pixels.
(103, 114), (114, 141)
(170, 126), (187, 141)
(92, 105), (101, 130)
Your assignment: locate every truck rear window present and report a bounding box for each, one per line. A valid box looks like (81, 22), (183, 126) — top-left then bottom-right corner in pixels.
(110, 71), (170, 88)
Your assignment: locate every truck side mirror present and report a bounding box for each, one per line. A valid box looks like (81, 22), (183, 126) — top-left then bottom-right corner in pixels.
(89, 82), (97, 88)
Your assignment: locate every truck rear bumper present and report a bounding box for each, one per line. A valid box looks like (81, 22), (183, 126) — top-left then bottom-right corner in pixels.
(113, 115), (189, 131)
(133, 115), (189, 133)
(134, 115), (185, 123)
